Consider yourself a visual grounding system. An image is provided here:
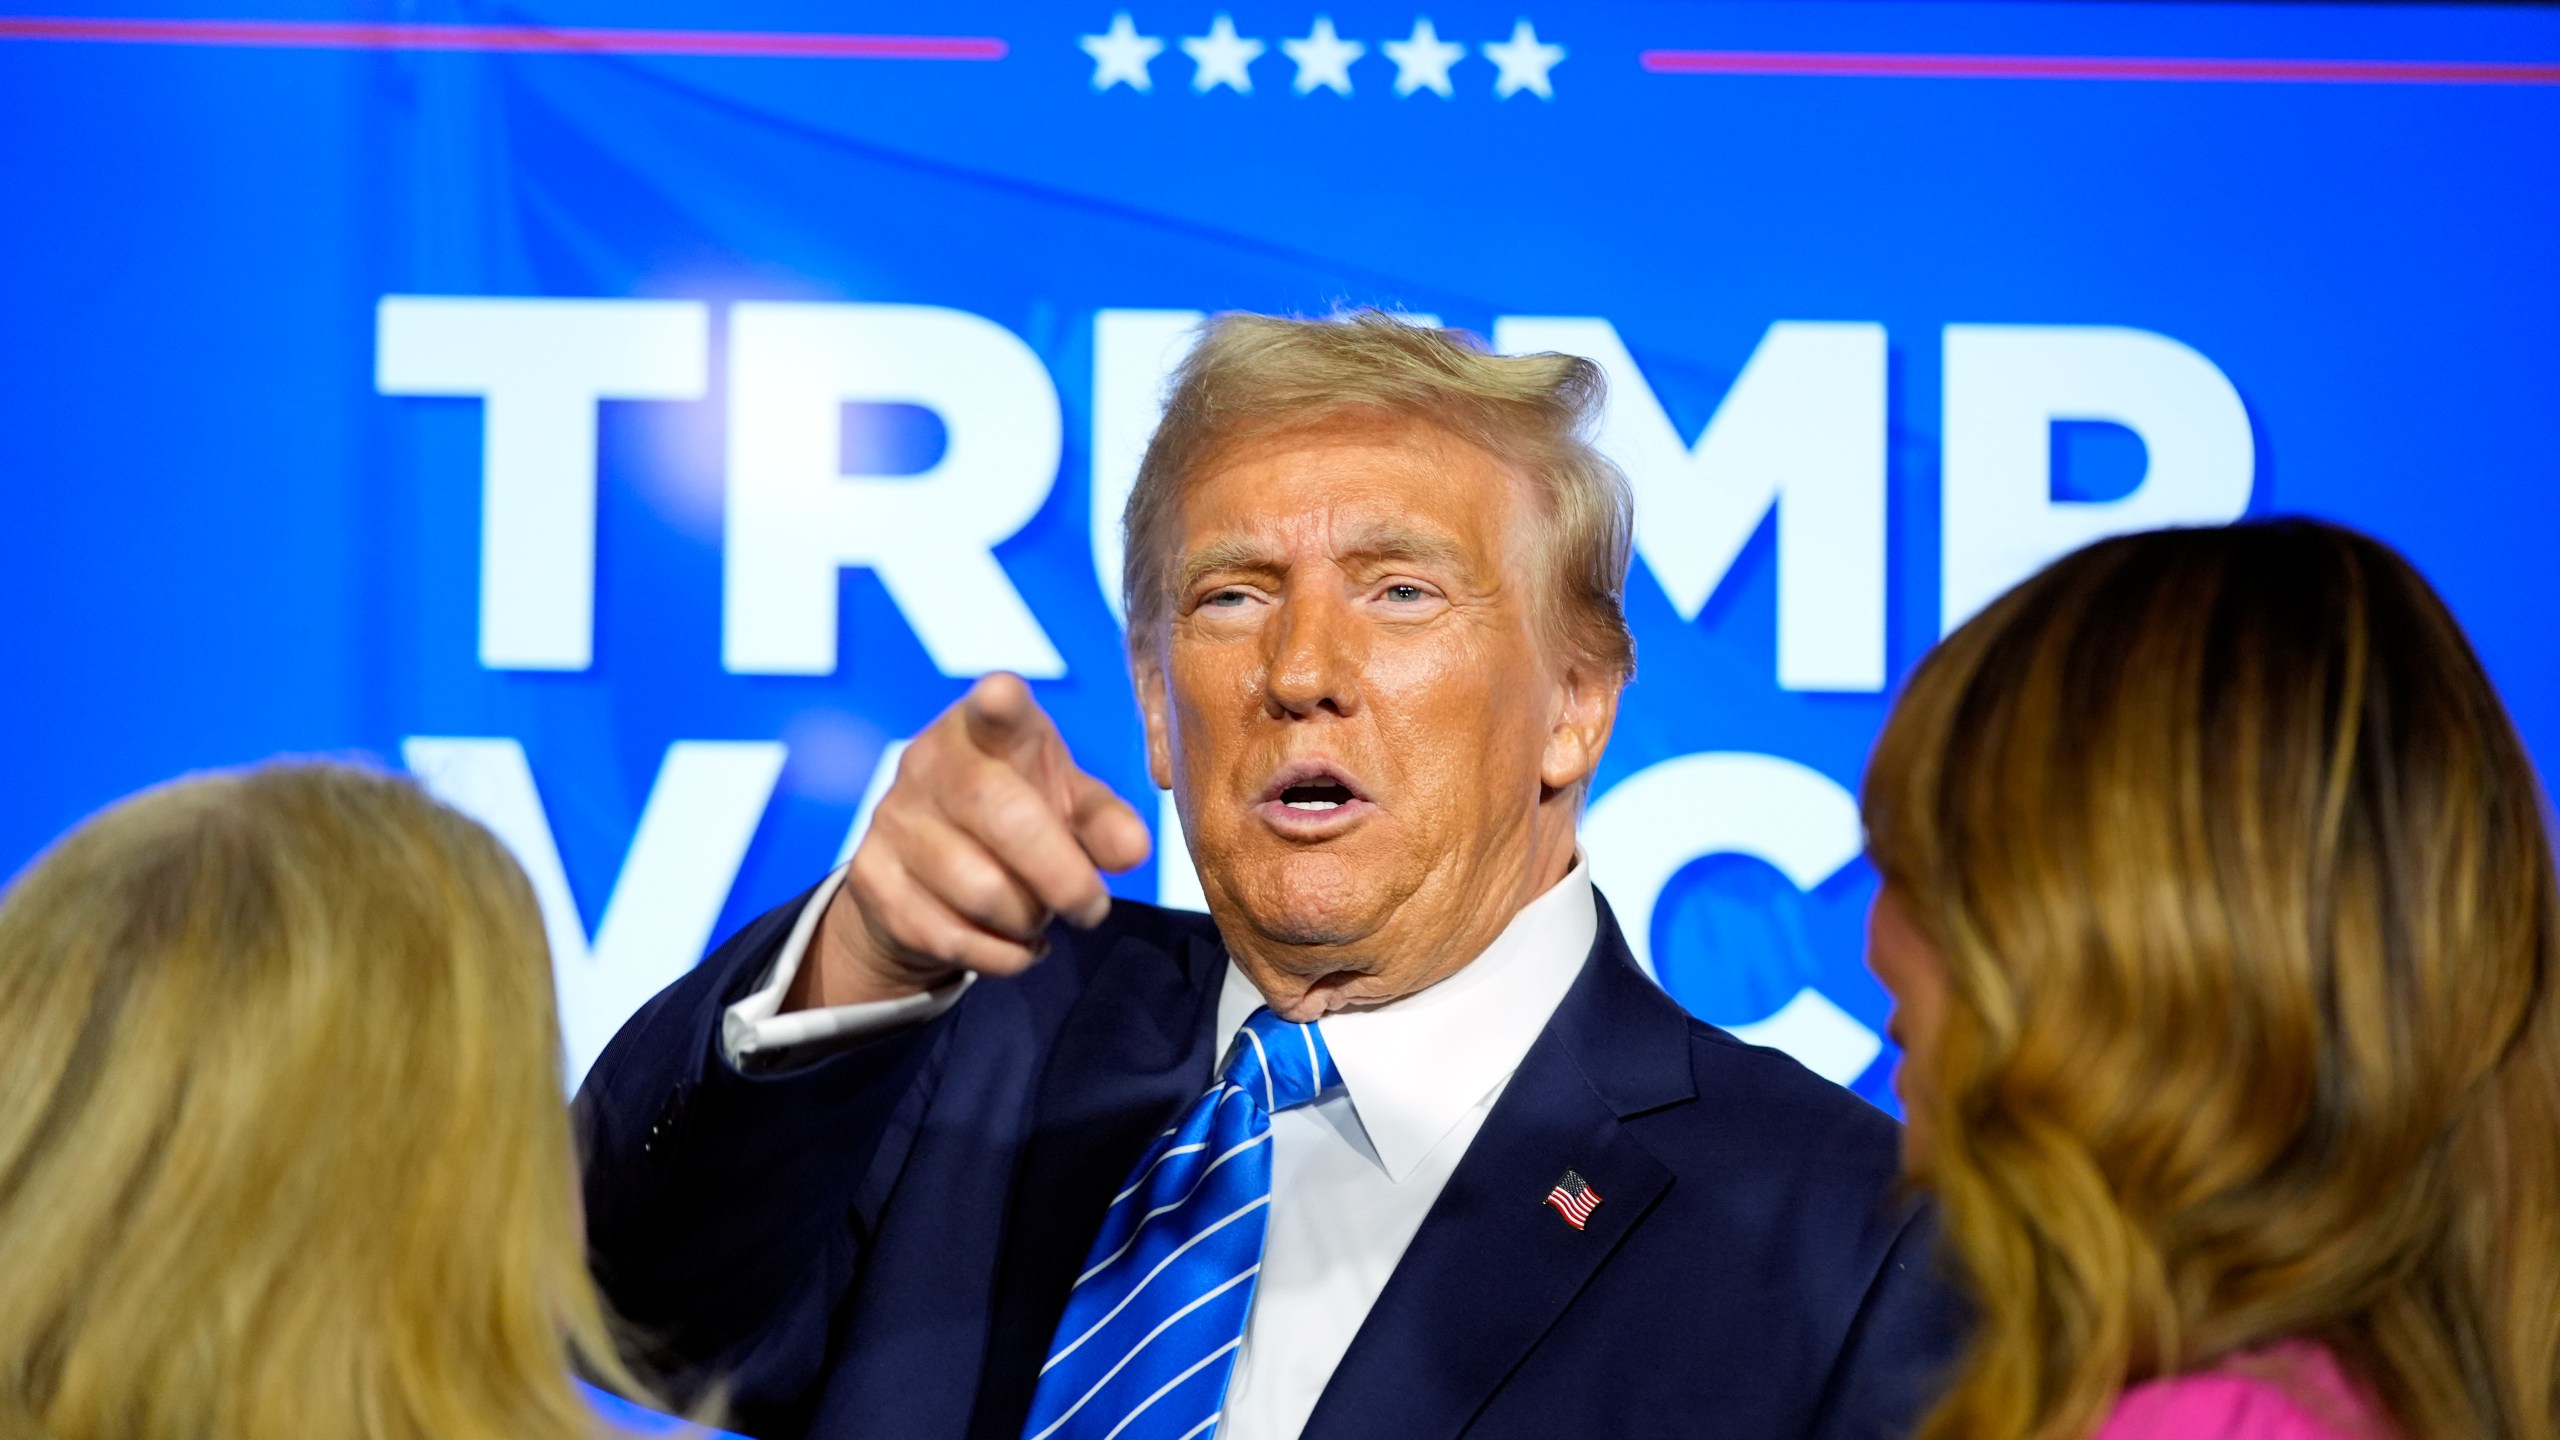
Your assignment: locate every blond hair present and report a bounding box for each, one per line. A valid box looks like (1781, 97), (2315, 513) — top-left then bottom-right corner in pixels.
(1122, 310), (1636, 679)
(0, 761), (663, 1440)
(1864, 520), (2560, 1440)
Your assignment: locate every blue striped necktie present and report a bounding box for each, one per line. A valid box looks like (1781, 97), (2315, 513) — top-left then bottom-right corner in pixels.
(1021, 1007), (1340, 1440)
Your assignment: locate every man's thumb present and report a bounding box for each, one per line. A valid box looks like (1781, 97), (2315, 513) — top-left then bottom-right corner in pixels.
(1069, 772), (1154, 874)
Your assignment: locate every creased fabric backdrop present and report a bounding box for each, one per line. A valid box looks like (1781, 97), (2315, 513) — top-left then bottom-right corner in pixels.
(5, 0), (2558, 1105)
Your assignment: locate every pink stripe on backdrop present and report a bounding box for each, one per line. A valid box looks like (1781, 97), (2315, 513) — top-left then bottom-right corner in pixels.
(0, 15), (1006, 60)
(1639, 48), (2560, 86)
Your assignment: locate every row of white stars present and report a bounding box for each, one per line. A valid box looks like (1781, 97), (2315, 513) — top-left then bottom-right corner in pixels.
(1081, 12), (1566, 99)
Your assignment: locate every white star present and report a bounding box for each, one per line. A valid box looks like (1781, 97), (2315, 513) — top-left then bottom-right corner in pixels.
(1482, 19), (1565, 99)
(1181, 14), (1265, 93)
(1382, 16), (1466, 98)
(1281, 15), (1365, 96)
(1080, 12), (1164, 92)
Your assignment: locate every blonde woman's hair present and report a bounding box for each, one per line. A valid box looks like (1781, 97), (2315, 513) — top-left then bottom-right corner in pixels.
(0, 761), (662, 1440)
(1864, 520), (2560, 1440)
(1121, 309), (1636, 681)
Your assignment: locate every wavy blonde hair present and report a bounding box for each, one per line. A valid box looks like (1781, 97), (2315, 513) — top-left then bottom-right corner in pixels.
(0, 761), (662, 1440)
(1865, 521), (2560, 1440)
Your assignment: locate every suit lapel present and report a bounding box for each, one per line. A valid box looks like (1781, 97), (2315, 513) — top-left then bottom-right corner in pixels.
(966, 921), (1228, 1440)
(1302, 895), (1696, 1440)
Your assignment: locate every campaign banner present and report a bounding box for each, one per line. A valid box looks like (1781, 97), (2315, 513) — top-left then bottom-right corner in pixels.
(4, 1), (2556, 1103)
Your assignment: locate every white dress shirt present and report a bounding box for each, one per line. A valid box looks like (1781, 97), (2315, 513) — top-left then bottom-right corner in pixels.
(721, 861), (1599, 1440)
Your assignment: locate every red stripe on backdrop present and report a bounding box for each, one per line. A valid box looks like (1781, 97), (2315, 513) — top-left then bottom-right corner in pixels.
(0, 15), (1006, 60)
(1638, 48), (2560, 86)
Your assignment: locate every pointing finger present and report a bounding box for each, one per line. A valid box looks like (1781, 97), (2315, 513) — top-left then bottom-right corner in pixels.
(961, 673), (1068, 794)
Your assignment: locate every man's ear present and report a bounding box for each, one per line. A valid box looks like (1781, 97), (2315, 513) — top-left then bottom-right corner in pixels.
(1133, 640), (1177, 791)
(1540, 660), (1622, 794)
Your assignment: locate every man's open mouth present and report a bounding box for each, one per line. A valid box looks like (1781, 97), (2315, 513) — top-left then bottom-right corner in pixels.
(1257, 762), (1372, 823)
(1279, 778), (1357, 811)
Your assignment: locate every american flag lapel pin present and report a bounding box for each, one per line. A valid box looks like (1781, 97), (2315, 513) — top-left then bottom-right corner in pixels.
(1543, 1168), (1602, 1230)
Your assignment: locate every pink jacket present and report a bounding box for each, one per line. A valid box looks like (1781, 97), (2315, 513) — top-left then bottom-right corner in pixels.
(2096, 1344), (2392, 1440)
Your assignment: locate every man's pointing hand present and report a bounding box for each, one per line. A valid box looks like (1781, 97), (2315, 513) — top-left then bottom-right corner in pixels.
(790, 673), (1154, 1012)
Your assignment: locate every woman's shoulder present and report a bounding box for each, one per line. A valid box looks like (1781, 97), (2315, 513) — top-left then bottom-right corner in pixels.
(2095, 1343), (2393, 1440)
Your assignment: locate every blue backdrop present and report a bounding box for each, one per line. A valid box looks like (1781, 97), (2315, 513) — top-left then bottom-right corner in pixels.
(5, 0), (2556, 1107)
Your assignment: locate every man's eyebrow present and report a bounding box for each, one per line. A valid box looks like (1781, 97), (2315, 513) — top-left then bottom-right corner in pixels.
(1175, 537), (1285, 591)
(1172, 523), (1476, 592)
(1330, 521), (1470, 572)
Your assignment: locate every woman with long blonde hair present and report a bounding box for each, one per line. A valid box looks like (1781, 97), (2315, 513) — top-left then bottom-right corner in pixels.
(0, 761), (675, 1439)
(1864, 519), (2560, 1440)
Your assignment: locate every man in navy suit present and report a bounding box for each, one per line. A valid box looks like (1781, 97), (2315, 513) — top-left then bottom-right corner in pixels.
(578, 313), (1964, 1440)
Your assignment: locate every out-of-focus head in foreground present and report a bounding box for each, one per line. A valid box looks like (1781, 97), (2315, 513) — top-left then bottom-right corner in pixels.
(1862, 519), (2560, 1440)
(1122, 312), (1632, 1019)
(0, 761), (655, 1440)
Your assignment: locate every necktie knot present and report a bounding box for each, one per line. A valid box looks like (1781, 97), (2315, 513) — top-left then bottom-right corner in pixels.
(1219, 1007), (1338, 1116)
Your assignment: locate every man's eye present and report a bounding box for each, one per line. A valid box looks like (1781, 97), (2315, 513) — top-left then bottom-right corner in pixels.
(1204, 589), (1249, 607)
(1383, 584), (1426, 603)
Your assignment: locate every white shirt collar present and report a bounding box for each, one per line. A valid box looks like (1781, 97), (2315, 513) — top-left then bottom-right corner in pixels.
(1214, 858), (1597, 1183)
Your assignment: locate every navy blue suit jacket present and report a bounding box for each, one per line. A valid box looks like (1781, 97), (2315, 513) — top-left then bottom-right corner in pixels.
(578, 887), (1965, 1440)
